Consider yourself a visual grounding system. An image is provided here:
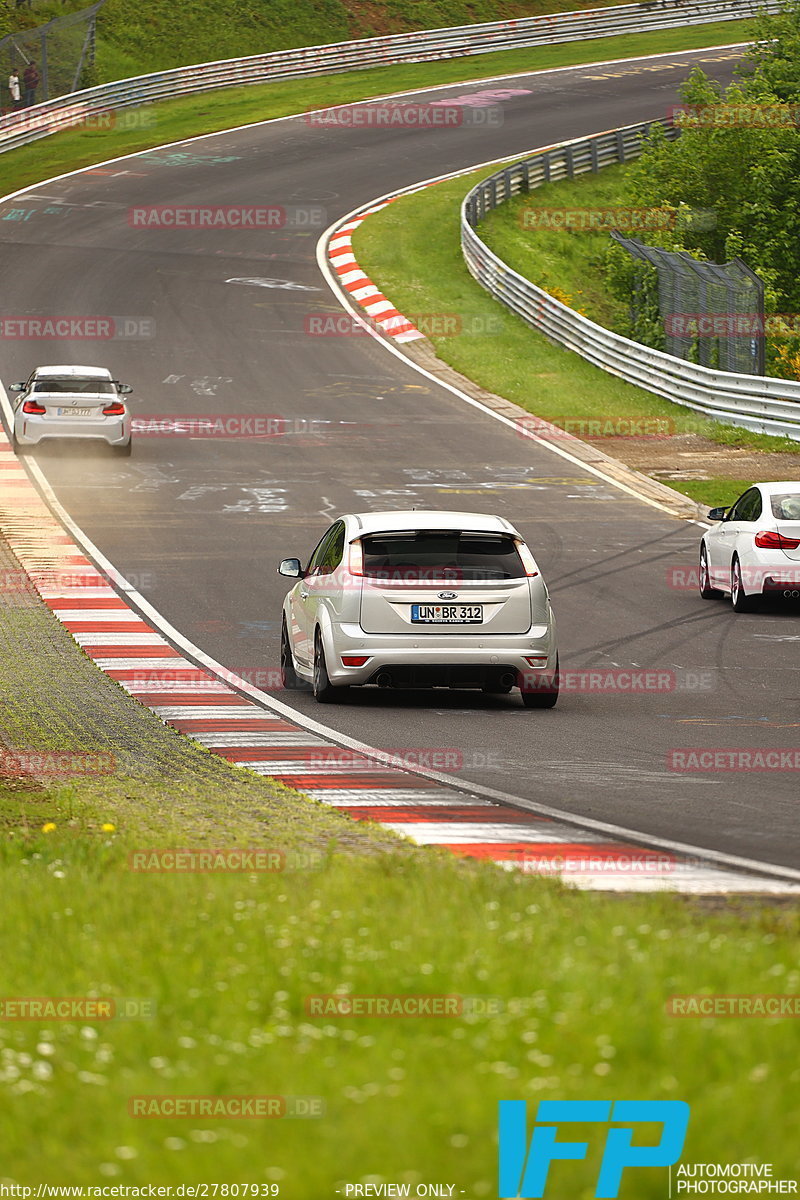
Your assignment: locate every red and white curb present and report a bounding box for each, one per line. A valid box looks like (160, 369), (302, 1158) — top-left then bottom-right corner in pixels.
(1, 435), (798, 895)
(327, 202), (425, 343)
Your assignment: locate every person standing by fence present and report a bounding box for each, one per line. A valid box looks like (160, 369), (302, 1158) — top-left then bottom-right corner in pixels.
(8, 69), (22, 111)
(23, 61), (39, 106)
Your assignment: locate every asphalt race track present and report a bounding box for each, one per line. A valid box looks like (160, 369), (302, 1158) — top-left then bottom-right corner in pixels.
(3, 45), (798, 872)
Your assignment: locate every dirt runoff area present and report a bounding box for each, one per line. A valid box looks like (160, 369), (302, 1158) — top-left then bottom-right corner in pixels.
(591, 432), (800, 485)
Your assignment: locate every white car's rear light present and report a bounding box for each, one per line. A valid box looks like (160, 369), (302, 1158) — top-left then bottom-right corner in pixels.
(348, 540), (364, 576)
(515, 540), (539, 577)
(755, 530), (800, 550)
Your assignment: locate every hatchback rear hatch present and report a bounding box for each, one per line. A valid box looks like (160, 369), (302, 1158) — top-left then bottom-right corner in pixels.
(357, 529), (533, 635)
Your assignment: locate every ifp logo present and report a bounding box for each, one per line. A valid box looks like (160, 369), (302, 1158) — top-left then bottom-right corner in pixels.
(498, 1100), (689, 1198)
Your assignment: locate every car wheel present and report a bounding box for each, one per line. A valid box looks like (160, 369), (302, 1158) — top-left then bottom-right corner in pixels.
(313, 631), (347, 703)
(699, 546), (722, 599)
(11, 434), (31, 457)
(520, 655), (559, 709)
(113, 440), (132, 457)
(731, 556), (758, 613)
(280, 619), (302, 690)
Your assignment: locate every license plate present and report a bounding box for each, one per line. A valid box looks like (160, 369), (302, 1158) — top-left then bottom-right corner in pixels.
(57, 407), (92, 417)
(411, 604), (483, 624)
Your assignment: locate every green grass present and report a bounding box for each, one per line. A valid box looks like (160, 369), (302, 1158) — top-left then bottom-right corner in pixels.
(0, 20), (760, 199)
(1, 519), (800, 1189)
(658, 477), (763, 507)
(2, 798), (800, 1191)
(2, 0), (760, 82)
(2, 12), (799, 1186)
(479, 163), (629, 328)
(352, 163), (800, 485)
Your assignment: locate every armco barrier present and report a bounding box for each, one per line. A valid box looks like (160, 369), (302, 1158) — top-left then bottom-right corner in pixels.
(461, 121), (800, 441)
(0, 0), (784, 156)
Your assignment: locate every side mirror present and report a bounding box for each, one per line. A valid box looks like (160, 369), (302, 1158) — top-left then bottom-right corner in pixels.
(117, 383), (133, 395)
(8, 383), (26, 393)
(707, 506), (728, 521)
(278, 558), (303, 579)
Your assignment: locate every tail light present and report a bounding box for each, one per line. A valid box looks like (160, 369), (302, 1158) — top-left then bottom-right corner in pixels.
(102, 400), (126, 416)
(515, 540), (539, 577)
(348, 540), (364, 576)
(524, 655), (549, 667)
(341, 655), (369, 667)
(22, 399), (46, 415)
(755, 530), (800, 550)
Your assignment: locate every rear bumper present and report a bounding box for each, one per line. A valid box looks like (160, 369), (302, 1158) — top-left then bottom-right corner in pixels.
(321, 624), (557, 687)
(14, 416), (130, 447)
(761, 576), (800, 595)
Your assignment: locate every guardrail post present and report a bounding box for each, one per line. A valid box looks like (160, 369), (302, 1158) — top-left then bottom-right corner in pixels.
(616, 129), (626, 162)
(565, 145), (574, 179)
(590, 139), (599, 172)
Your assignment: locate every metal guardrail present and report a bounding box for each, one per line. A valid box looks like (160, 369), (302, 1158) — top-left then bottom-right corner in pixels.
(0, 0), (784, 155)
(461, 123), (800, 441)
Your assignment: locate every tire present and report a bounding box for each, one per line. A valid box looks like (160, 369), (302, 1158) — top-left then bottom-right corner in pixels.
(12, 434), (31, 457)
(313, 631), (347, 703)
(520, 655), (559, 709)
(731, 556), (758, 613)
(113, 440), (132, 457)
(280, 619), (302, 690)
(699, 546), (723, 599)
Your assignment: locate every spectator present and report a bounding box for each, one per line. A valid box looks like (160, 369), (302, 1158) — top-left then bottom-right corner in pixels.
(23, 62), (39, 107)
(8, 69), (22, 111)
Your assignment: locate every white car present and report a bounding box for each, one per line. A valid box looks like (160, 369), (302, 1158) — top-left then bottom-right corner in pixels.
(699, 481), (800, 612)
(8, 365), (132, 455)
(278, 510), (559, 707)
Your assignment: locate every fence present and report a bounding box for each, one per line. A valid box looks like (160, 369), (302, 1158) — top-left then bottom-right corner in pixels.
(0, 0), (786, 154)
(611, 232), (766, 375)
(461, 123), (800, 441)
(0, 1), (106, 111)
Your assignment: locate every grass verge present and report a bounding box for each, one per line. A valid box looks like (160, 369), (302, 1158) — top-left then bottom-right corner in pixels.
(0, 21), (757, 198)
(1, 540), (800, 1187)
(352, 162), (800, 509)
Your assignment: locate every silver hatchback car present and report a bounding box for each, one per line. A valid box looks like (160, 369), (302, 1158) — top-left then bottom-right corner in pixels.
(278, 510), (558, 707)
(9, 364), (133, 455)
